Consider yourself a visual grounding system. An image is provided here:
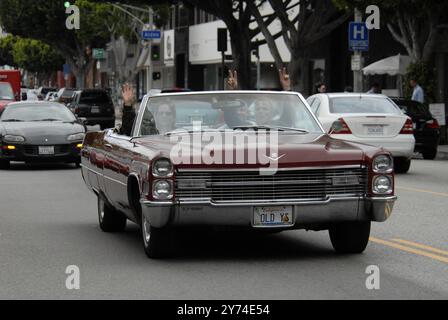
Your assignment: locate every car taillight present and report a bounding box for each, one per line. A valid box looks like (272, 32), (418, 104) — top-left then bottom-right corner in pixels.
(330, 118), (352, 134)
(400, 118), (414, 134)
(426, 119), (440, 129)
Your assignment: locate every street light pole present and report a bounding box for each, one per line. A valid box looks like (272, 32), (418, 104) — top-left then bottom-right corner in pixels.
(353, 8), (364, 93)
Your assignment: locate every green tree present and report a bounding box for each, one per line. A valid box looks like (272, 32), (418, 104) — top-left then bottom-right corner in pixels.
(0, 35), (18, 67)
(0, 0), (112, 87)
(12, 37), (64, 78)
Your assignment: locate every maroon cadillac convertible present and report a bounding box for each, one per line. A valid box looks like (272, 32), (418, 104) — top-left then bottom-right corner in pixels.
(81, 91), (397, 258)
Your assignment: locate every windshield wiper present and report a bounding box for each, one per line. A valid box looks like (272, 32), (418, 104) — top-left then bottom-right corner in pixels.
(232, 125), (309, 133)
(1, 119), (24, 122)
(32, 119), (62, 122)
(164, 129), (222, 136)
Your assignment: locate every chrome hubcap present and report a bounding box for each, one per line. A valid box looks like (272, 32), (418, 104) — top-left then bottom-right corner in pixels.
(143, 216), (151, 244)
(99, 199), (105, 222)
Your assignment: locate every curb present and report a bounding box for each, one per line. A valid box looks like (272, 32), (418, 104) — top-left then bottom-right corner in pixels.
(436, 151), (448, 160)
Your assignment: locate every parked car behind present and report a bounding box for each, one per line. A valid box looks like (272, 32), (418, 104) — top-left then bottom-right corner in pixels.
(56, 88), (77, 106)
(391, 98), (440, 160)
(37, 87), (57, 99)
(307, 93), (415, 173)
(69, 89), (115, 130)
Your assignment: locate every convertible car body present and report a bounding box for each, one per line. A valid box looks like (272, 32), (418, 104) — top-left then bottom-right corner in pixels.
(81, 91), (397, 258)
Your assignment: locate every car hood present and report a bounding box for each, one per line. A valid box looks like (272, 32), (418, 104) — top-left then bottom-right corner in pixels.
(134, 133), (380, 168)
(1, 122), (85, 145)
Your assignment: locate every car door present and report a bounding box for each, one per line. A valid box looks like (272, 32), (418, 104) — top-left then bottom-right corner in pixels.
(102, 130), (135, 217)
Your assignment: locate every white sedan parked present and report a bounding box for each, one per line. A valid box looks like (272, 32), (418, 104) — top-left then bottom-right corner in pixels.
(307, 93), (415, 173)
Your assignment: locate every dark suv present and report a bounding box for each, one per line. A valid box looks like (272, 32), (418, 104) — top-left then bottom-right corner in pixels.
(392, 98), (441, 160)
(70, 89), (115, 130)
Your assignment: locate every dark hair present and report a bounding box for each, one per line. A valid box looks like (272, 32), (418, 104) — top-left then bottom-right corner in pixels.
(371, 82), (380, 88)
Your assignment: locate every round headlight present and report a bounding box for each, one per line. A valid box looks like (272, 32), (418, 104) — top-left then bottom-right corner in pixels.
(373, 176), (393, 194)
(373, 155), (393, 173)
(153, 180), (173, 200)
(152, 158), (173, 177)
(3, 135), (25, 143)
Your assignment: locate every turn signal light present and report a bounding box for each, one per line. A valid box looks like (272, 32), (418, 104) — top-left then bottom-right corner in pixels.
(7, 145), (16, 150)
(76, 143), (83, 148)
(399, 118), (414, 134)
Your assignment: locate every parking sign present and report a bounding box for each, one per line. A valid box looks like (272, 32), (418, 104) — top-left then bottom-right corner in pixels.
(349, 22), (369, 51)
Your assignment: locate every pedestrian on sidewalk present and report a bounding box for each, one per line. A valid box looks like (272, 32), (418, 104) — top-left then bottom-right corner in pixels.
(410, 78), (425, 103)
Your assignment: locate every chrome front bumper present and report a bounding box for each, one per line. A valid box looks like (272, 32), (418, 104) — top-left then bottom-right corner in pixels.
(140, 196), (397, 229)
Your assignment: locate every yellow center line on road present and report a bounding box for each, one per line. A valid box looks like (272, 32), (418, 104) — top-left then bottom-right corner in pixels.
(396, 186), (448, 198)
(370, 237), (448, 264)
(391, 239), (448, 257)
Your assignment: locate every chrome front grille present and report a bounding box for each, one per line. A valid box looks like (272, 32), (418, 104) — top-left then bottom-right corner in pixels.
(175, 167), (368, 202)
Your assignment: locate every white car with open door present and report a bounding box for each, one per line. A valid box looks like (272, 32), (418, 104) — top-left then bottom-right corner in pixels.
(307, 93), (415, 173)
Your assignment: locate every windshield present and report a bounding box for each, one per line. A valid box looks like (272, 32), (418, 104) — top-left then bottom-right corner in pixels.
(79, 91), (111, 104)
(330, 96), (402, 115)
(138, 93), (323, 136)
(0, 83), (14, 100)
(0, 103), (76, 122)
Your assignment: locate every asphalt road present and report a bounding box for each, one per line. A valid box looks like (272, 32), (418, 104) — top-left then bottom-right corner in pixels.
(0, 158), (447, 300)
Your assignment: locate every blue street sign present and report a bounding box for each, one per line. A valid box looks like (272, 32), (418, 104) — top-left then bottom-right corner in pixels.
(142, 30), (161, 40)
(349, 22), (369, 51)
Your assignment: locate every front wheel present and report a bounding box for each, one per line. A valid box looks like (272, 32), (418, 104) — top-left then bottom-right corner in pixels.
(141, 213), (173, 259)
(394, 157), (411, 174)
(329, 221), (371, 254)
(97, 197), (127, 232)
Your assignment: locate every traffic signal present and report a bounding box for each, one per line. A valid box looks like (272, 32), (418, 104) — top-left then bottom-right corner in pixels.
(217, 28), (228, 52)
(151, 45), (160, 61)
(153, 72), (161, 81)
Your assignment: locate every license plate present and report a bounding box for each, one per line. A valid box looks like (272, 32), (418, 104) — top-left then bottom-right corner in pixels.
(91, 106), (100, 113)
(366, 125), (384, 135)
(253, 206), (293, 227)
(38, 146), (54, 155)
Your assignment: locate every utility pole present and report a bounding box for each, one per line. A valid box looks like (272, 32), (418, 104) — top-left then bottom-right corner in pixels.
(353, 8), (364, 93)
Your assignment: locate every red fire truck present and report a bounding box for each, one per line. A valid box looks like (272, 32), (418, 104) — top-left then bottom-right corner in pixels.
(0, 70), (21, 113)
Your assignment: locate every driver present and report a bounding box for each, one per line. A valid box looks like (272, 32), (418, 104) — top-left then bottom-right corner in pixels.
(152, 102), (176, 134)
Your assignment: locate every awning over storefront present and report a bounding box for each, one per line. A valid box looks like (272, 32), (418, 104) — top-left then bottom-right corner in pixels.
(363, 54), (412, 76)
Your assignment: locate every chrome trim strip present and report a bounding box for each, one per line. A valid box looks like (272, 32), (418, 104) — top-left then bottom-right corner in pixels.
(141, 196), (362, 207)
(191, 179), (333, 188)
(81, 164), (127, 187)
(176, 165), (366, 173)
(81, 164), (101, 176)
(366, 196), (398, 201)
(103, 175), (127, 187)
(140, 200), (174, 207)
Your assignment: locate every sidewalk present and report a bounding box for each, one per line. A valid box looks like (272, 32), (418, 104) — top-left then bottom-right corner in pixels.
(437, 144), (448, 160)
